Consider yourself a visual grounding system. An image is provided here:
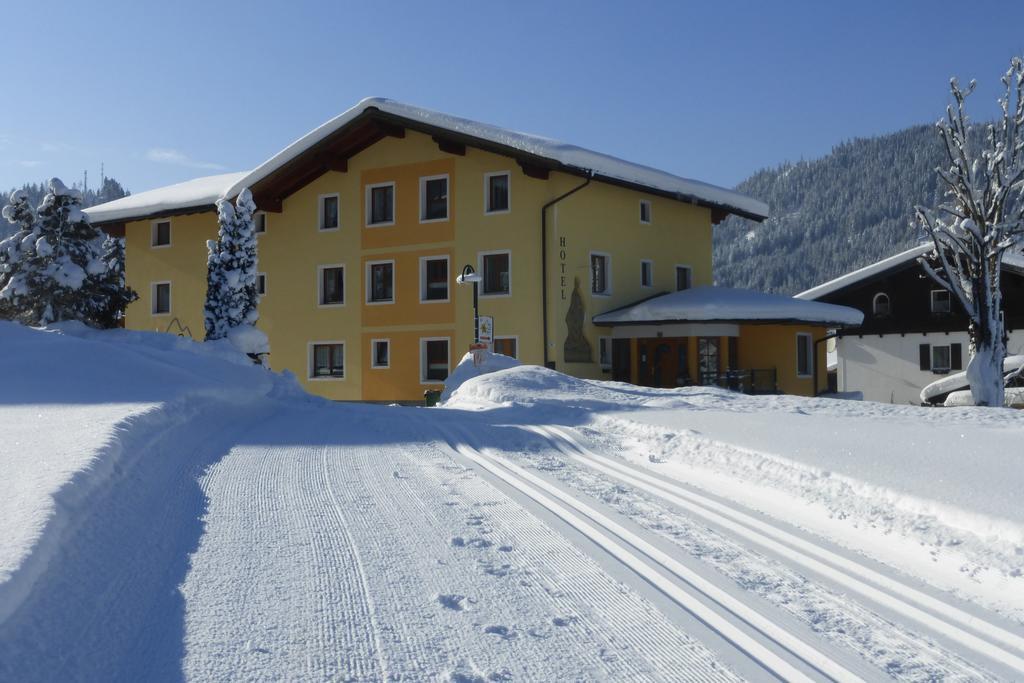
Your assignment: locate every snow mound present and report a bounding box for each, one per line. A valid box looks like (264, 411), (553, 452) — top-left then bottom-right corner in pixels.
(944, 386), (1024, 407)
(440, 350), (522, 403)
(921, 355), (1024, 403)
(226, 324), (269, 355)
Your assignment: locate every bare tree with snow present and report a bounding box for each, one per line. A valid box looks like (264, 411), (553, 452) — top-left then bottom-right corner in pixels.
(914, 57), (1024, 407)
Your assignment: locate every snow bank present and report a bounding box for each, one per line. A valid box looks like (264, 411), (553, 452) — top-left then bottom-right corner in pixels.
(440, 350), (521, 403)
(944, 386), (1024, 407)
(0, 321), (290, 624)
(225, 324), (269, 356)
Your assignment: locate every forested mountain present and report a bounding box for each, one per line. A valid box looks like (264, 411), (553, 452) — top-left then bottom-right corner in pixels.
(0, 176), (129, 238)
(714, 125), (947, 294)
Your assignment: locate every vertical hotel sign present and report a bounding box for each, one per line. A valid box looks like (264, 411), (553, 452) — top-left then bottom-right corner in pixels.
(559, 236), (568, 300)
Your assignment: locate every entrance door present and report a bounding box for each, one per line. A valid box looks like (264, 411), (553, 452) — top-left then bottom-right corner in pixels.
(611, 339), (631, 382)
(698, 337), (720, 385)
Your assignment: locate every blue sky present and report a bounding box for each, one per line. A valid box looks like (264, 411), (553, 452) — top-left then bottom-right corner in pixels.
(2, 0), (1022, 195)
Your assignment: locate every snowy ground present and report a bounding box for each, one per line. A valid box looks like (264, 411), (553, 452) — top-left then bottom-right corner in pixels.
(2, 332), (1023, 681)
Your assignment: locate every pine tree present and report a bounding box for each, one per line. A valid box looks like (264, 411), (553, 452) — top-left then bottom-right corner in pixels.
(204, 188), (260, 340)
(0, 190), (40, 319)
(93, 234), (137, 328)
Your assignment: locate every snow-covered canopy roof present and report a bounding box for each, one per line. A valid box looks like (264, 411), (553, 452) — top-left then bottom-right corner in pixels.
(85, 98), (768, 224)
(84, 172), (248, 224)
(592, 286), (864, 327)
(797, 244), (1024, 301)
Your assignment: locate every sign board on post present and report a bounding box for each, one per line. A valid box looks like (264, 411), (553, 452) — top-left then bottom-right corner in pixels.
(478, 315), (494, 349)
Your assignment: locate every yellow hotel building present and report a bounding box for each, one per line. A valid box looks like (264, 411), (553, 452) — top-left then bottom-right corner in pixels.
(86, 99), (860, 402)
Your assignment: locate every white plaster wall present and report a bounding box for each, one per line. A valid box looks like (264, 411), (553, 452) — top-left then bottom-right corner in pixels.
(837, 330), (1024, 404)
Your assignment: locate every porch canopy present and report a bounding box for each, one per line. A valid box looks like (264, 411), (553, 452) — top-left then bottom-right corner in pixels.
(592, 286), (863, 335)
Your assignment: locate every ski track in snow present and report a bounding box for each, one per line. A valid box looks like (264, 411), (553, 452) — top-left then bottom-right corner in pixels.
(180, 405), (740, 682)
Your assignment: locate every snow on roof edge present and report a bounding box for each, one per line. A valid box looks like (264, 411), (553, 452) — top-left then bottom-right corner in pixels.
(796, 244), (931, 301)
(84, 171), (248, 224)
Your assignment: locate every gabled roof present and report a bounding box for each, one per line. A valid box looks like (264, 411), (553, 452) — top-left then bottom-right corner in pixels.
(85, 98), (769, 225)
(84, 171), (248, 224)
(796, 244), (1024, 301)
(592, 286), (863, 327)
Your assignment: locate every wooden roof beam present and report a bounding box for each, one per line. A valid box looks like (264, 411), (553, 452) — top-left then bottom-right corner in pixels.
(433, 135), (466, 156)
(518, 160), (550, 180)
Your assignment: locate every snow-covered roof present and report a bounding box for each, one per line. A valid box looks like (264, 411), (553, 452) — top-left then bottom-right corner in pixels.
(84, 172), (248, 224)
(797, 244), (1024, 301)
(87, 98), (768, 224)
(592, 286), (864, 326)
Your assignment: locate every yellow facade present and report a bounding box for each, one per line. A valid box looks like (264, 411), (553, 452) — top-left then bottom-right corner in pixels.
(738, 324), (830, 395)
(121, 128), (820, 401)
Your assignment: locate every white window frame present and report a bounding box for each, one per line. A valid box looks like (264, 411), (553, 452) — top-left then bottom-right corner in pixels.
(930, 288), (951, 314)
(316, 263), (346, 308)
(418, 173), (450, 223)
(796, 332), (813, 378)
(599, 336), (612, 369)
(308, 340), (346, 381)
(256, 272), (267, 297)
(483, 171), (511, 215)
(254, 211), (268, 234)
(419, 254), (450, 304)
(420, 336), (451, 384)
(150, 219), (172, 248)
(365, 181), (396, 227)
(493, 335), (519, 359)
(675, 264), (693, 291)
(317, 193), (340, 232)
(478, 249), (512, 298)
(640, 259), (654, 288)
(640, 199), (652, 224)
(370, 338), (391, 369)
(931, 344), (952, 373)
(365, 259), (396, 305)
(872, 292), (890, 316)
(151, 280), (171, 316)
(590, 251), (612, 297)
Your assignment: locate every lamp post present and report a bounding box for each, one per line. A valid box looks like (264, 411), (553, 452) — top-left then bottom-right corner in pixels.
(456, 264), (482, 343)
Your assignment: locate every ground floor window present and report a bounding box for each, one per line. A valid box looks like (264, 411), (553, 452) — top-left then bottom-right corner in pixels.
(311, 343), (345, 378)
(698, 337), (719, 382)
(493, 336), (517, 359)
(796, 333), (812, 377)
(919, 342), (962, 373)
(932, 344), (951, 373)
(421, 338), (450, 382)
(152, 282), (171, 315)
(371, 339), (390, 368)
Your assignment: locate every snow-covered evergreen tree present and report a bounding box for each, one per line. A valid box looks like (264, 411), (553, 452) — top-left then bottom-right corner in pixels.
(204, 188), (260, 341)
(93, 234), (137, 328)
(914, 57), (1024, 407)
(0, 190), (40, 319)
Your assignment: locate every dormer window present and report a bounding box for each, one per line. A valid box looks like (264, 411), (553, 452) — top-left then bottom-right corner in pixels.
(930, 289), (951, 314)
(872, 292), (891, 317)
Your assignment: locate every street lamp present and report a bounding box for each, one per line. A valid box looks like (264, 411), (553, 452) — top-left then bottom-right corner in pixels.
(456, 264), (482, 343)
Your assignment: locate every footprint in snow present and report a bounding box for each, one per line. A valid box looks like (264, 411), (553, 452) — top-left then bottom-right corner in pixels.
(483, 625), (517, 640)
(497, 545), (513, 553)
(451, 536), (493, 549)
(552, 616), (578, 627)
(437, 594), (472, 611)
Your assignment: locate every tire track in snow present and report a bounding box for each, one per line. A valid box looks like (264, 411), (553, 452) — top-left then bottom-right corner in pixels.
(532, 422), (1024, 680)
(435, 421), (862, 683)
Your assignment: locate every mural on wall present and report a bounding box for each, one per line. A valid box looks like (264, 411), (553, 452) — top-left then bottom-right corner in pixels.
(563, 276), (593, 362)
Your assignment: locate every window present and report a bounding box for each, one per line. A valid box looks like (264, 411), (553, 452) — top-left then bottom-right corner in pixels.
(367, 261), (394, 303)
(152, 282), (171, 315)
(920, 342), (962, 373)
(493, 336), (518, 359)
(931, 344), (951, 373)
(599, 337), (612, 369)
(371, 339), (390, 369)
(640, 260), (653, 288)
(319, 265), (345, 306)
(319, 194), (339, 231)
(485, 172), (510, 213)
(591, 252), (611, 295)
(421, 338), (450, 382)
(931, 289), (951, 314)
(873, 292), (891, 316)
(311, 342), (345, 378)
(151, 220), (171, 247)
(256, 273), (267, 296)
(481, 251), (511, 296)
(698, 337), (719, 383)
(366, 182), (395, 226)
(640, 200), (652, 224)
(420, 256), (449, 302)
(675, 266), (692, 291)
(796, 333), (812, 377)
(420, 175), (448, 222)
(254, 212), (267, 234)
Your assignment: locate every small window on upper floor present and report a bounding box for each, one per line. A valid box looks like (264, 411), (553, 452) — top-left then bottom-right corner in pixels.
(640, 260), (653, 288)
(367, 183), (395, 226)
(591, 253), (611, 295)
(485, 172), (510, 213)
(319, 265), (345, 306)
(931, 289), (951, 314)
(640, 200), (652, 224)
(675, 265), (692, 291)
(368, 261), (395, 303)
(319, 194), (339, 231)
(873, 292), (891, 316)
(481, 251), (511, 296)
(254, 212), (267, 234)
(421, 256), (449, 302)
(420, 175), (448, 222)
(152, 220), (171, 247)
(152, 282), (171, 315)
(256, 273), (267, 296)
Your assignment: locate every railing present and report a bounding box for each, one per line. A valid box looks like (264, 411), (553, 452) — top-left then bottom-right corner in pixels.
(164, 317), (193, 338)
(700, 368), (778, 395)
